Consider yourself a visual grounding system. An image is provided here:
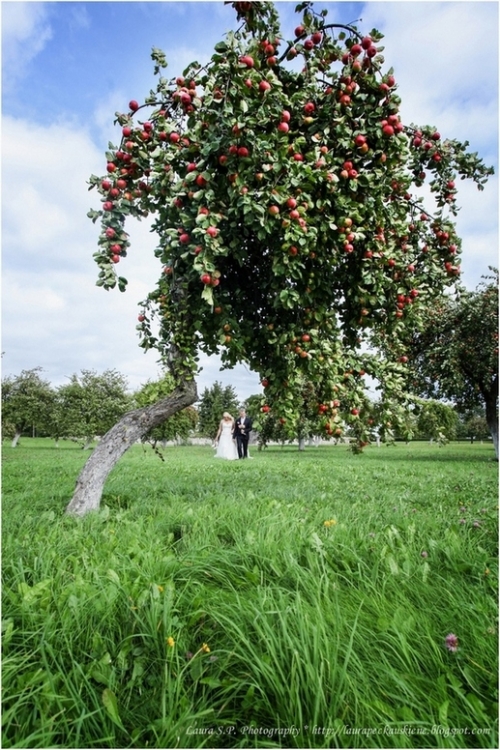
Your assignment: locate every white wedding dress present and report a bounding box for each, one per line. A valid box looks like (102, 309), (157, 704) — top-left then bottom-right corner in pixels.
(215, 421), (238, 460)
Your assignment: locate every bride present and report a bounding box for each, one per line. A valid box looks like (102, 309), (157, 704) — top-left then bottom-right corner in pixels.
(214, 412), (238, 460)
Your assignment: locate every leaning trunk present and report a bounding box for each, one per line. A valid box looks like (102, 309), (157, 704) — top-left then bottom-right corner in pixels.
(65, 381), (197, 516)
(485, 394), (498, 460)
(11, 431), (22, 448)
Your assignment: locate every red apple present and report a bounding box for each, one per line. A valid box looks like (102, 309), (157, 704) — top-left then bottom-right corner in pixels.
(206, 226), (218, 237)
(239, 55), (254, 68)
(277, 122), (289, 133)
(129, 100), (139, 111)
(259, 80), (271, 92)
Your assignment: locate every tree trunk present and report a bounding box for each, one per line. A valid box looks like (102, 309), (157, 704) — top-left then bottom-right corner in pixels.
(65, 380), (197, 516)
(485, 394), (498, 459)
(11, 431), (21, 448)
(298, 437), (306, 451)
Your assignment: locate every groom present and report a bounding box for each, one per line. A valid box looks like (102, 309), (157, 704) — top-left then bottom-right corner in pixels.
(233, 408), (252, 459)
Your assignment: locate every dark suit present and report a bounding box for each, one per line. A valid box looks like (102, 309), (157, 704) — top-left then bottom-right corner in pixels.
(233, 416), (252, 458)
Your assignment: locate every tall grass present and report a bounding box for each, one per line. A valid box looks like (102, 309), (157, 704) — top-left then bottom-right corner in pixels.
(2, 440), (498, 748)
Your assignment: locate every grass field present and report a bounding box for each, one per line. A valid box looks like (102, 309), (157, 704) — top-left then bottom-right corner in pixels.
(2, 439), (498, 749)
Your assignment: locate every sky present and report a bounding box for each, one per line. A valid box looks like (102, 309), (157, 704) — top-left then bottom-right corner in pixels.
(2, 1), (498, 403)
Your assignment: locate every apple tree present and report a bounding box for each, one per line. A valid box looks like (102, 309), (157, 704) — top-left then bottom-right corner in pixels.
(404, 269), (498, 457)
(58, 369), (131, 449)
(67, 0), (493, 515)
(2, 368), (54, 447)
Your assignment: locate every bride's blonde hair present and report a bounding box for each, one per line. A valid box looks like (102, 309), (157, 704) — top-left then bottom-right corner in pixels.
(222, 411), (233, 420)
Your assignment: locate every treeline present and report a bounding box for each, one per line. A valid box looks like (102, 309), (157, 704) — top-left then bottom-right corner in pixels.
(1, 369), (196, 448)
(1, 369), (489, 449)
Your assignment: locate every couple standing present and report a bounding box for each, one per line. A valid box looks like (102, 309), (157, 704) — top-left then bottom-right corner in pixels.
(214, 409), (252, 460)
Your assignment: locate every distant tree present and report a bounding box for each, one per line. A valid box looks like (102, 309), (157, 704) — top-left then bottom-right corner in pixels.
(133, 375), (198, 445)
(1, 368), (54, 447)
(197, 381), (239, 438)
(58, 370), (131, 449)
(415, 400), (458, 444)
(406, 269), (498, 457)
(456, 409), (490, 444)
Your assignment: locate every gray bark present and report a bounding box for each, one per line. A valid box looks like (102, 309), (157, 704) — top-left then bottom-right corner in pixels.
(65, 380), (197, 516)
(298, 437), (306, 451)
(11, 431), (21, 448)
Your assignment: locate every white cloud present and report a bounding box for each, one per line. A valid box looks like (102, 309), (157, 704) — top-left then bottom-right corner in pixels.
(1, 2), (53, 87)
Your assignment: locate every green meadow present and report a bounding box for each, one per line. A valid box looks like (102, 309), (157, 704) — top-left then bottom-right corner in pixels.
(2, 439), (498, 749)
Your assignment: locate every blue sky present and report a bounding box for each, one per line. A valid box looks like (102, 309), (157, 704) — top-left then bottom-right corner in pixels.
(2, 1), (498, 401)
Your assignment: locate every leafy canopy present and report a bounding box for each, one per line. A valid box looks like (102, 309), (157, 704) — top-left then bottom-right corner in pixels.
(88, 1), (493, 449)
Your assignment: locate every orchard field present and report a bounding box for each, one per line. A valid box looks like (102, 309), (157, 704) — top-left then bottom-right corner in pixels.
(2, 439), (498, 749)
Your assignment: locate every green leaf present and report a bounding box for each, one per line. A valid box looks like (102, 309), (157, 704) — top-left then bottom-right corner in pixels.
(201, 286), (214, 306)
(102, 688), (125, 729)
(214, 41), (228, 53)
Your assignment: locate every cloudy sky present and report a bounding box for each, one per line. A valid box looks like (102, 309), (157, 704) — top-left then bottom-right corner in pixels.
(2, 1), (498, 402)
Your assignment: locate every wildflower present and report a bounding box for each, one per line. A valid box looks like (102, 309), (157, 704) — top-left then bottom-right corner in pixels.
(484, 569), (490, 576)
(166, 636), (175, 648)
(421, 550), (428, 558)
(459, 518), (466, 524)
(445, 633), (459, 653)
(323, 519), (337, 527)
(459, 506), (466, 513)
(473, 520), (481, 528)
(368, 532), (375, 538)
(208, 655), (218, 663)
(157, 585), (164, 593)
(201, 643), (211, 653)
